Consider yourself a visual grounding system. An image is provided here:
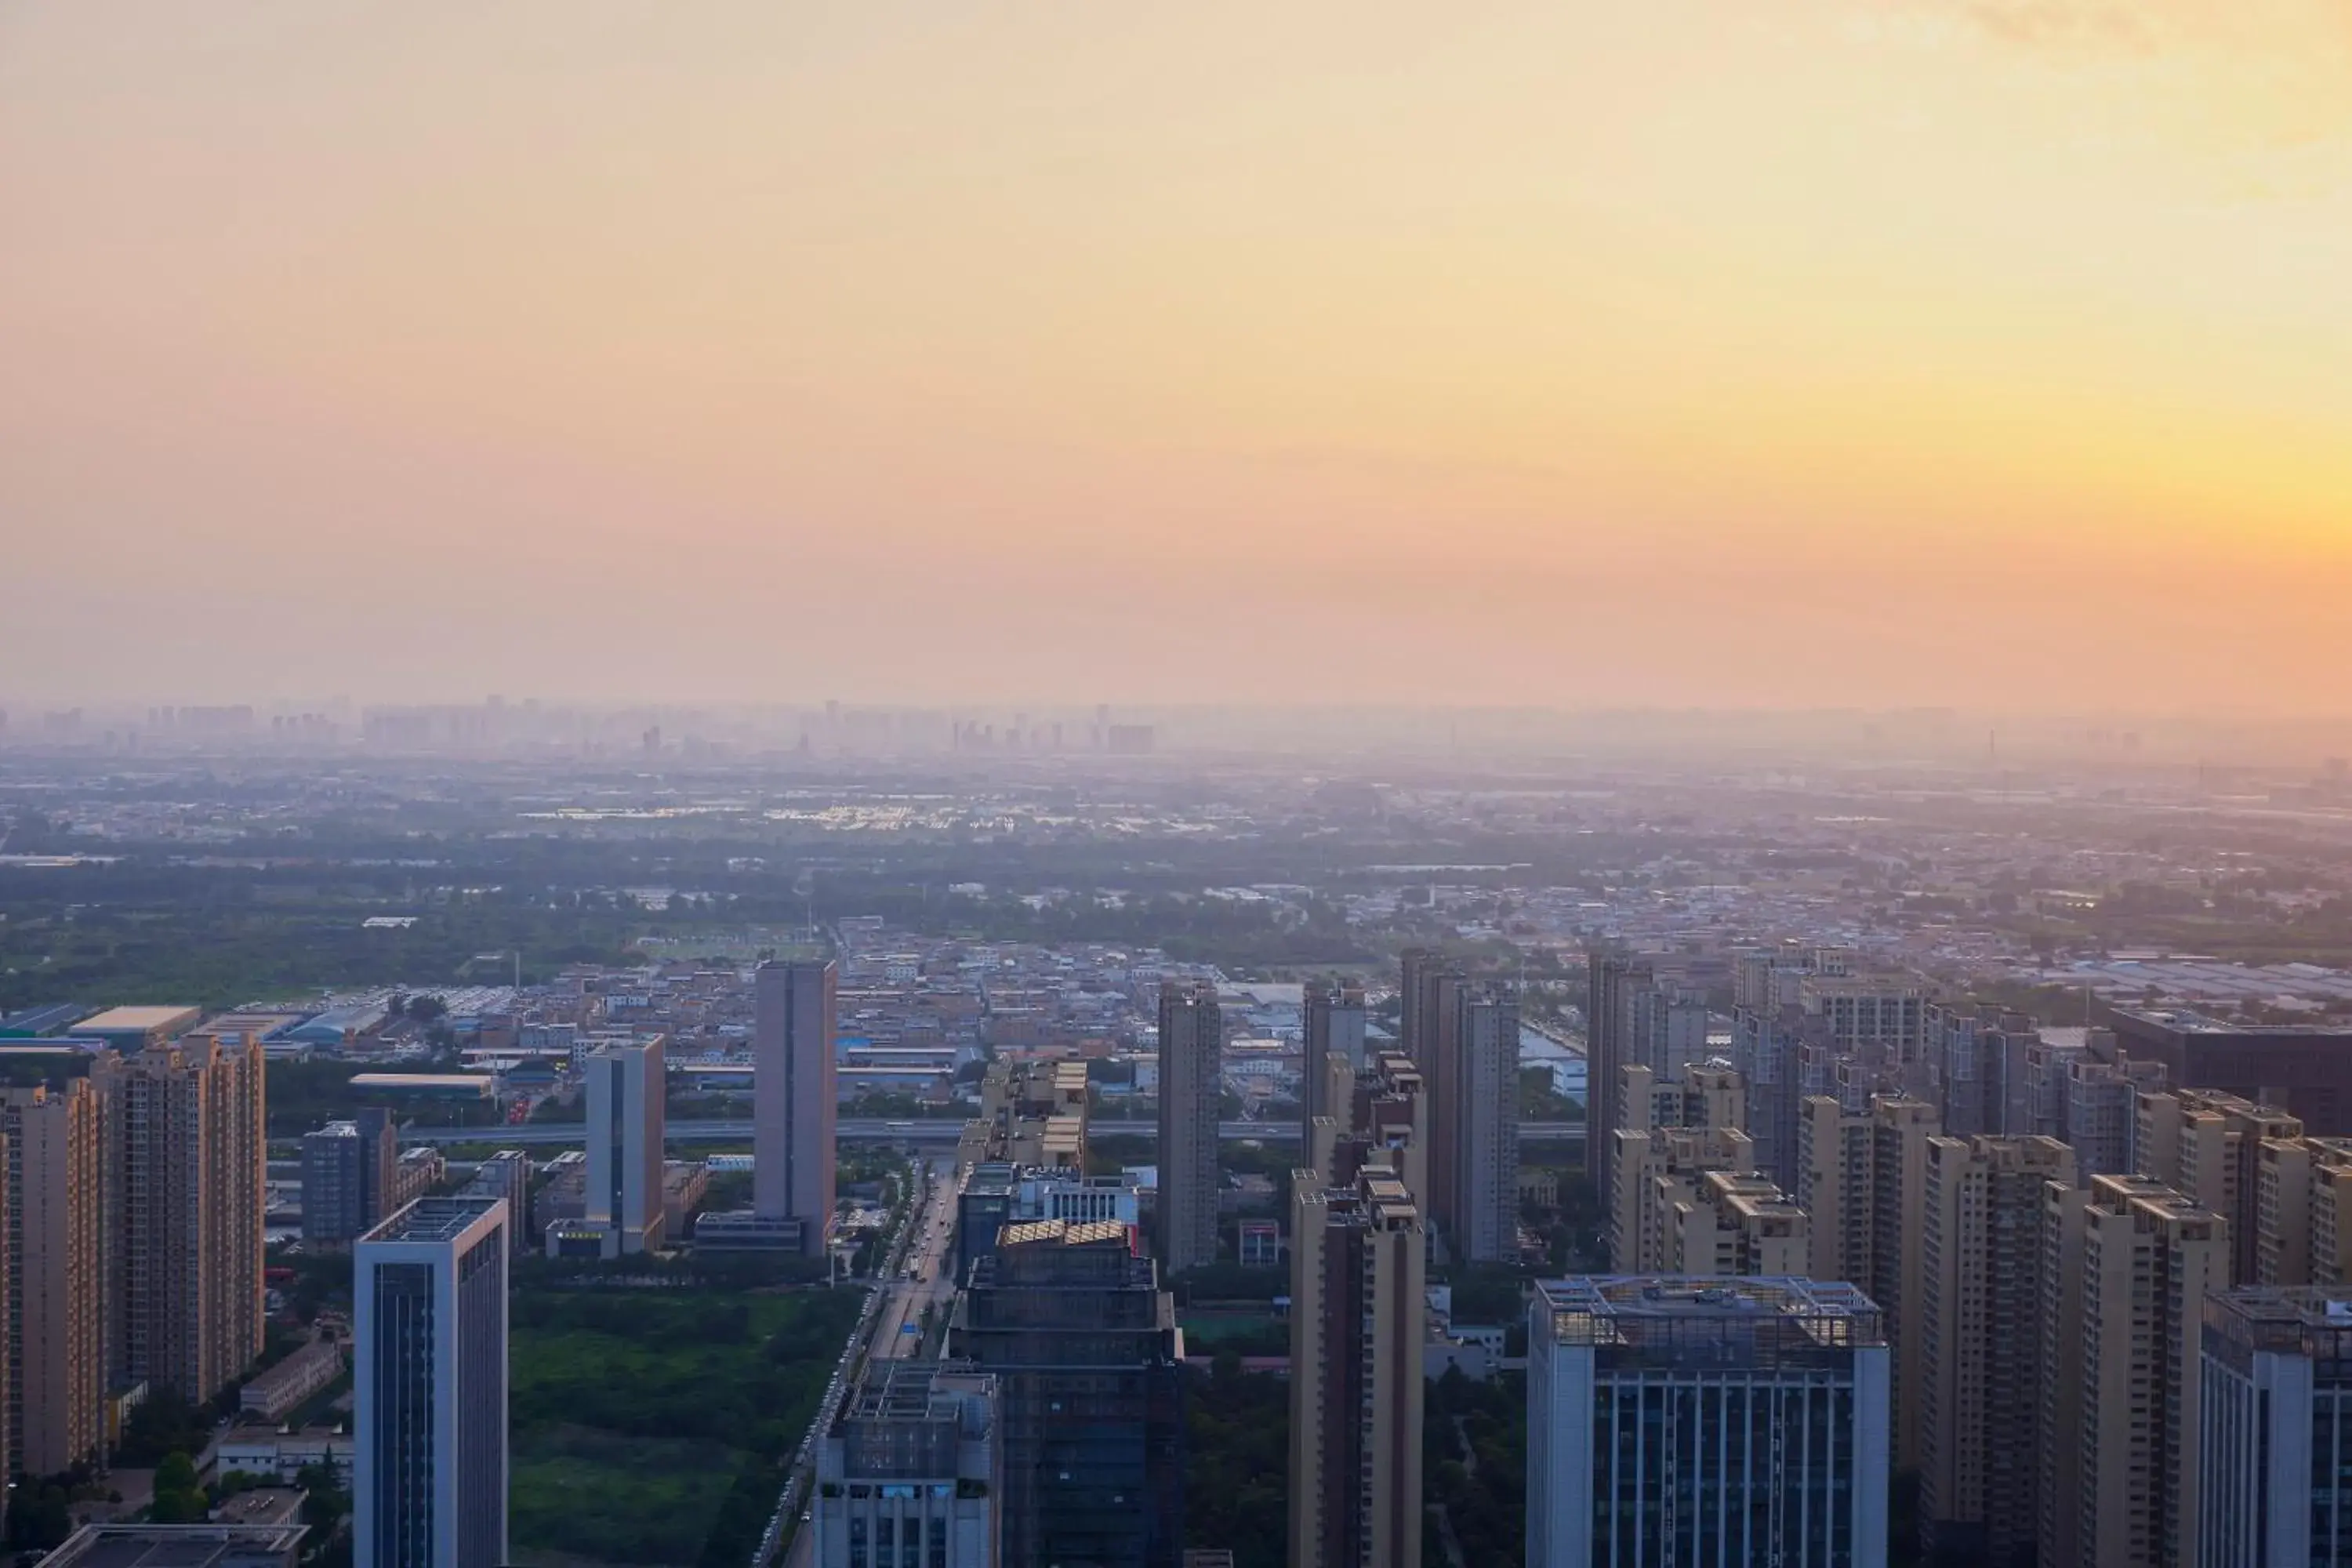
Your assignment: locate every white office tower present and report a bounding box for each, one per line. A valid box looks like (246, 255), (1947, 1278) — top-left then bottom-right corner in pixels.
(356, 1198), (510, 1568)
(813, 1361), (1000, 1568)
(583, 1037), (667, 1255)
(2199, 1287), (2352, 1568)
(755, 958), (837, 1256)
(1527, 1276), (1890, 1568)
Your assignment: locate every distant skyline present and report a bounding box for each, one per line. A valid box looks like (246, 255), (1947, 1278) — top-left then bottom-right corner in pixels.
(5, 2), (2350, 710)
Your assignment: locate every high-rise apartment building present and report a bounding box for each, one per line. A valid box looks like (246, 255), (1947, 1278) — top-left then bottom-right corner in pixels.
(1299, 978), (1366, 1158)
(118, 1033), (266, 1403)
(2038, 1174), (2228, 1568)
(1916, 1134), (2076, 1568)
(583, 1037), (666, 1254)
(1923, 1004), (2040, 1138)
(1655, 1169), (1808, 1277)
(2253, 1134), (2352, 1286)
(1612, 1123), (1755, 1276)
(1, 1080), (108, 1478)
(355, 1197), (510, 1568)
(2063, 1049), (2169, 1177)
(1155, 981), (1221, 1274)
(1730, 1004), (1803, 1185)
(1584, 947), (1709, 1203)
(1403, 950), (1467, 1225)
(1289, 1159), (1425, 1568)
(1797, 1094), (1875, 1286)
(2199, 1285), (2352, 1568)
(1867, 1095), (1940, 1476)
(812, 1361), (1000, 1568)
(1526, 1276), (1890, 1568)
(753, 958), (836, 1255)
(1451, 982), (1521, 1264)
(2136, 1085), (2301, 1283)
(1800, 970), (1935, 1100)
(949, 1220), (1184, 1568)
(300, 1108), (396, 1248)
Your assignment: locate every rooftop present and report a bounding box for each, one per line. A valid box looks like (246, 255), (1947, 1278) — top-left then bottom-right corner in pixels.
(1538, 1276), (1887, 1352)
(41, 1525), (308, 1568)
(999, 1218), (1131, 1250)
(363, 1196), (503, 1246)
(71, 1006), (202, 1037)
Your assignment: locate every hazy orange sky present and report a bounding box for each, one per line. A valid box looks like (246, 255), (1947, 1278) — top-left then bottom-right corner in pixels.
(5, 2), (2349, 710)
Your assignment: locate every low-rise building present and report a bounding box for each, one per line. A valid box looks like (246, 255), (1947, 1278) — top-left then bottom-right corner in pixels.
(42, 1526), (307, 1568)
(238, 1338), (346, 1421)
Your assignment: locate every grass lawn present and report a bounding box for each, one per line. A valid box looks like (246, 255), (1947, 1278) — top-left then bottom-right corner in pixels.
(508, 1287), (865, 1568)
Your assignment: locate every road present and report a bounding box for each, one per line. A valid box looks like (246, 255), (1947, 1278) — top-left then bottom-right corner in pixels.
(757, 1157), (956, 1568)
(406, 1116), (1585, 1148)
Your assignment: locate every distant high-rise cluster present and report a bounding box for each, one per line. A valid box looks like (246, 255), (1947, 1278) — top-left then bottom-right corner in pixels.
(1399, 949), (1521, 1263)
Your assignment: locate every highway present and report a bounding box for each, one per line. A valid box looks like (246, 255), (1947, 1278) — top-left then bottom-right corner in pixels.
(760, 1157), (957, 1568)
(406, 1116), (1584, 1148)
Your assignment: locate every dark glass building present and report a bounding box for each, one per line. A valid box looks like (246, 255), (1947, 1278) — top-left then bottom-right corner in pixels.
(949, 1218), (1183, 1568)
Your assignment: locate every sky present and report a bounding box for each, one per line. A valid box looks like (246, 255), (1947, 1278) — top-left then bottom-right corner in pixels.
(4, 1), (2350, 711)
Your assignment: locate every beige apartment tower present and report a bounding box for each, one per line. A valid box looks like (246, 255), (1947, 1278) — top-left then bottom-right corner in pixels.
(1289, 1158), (1424, 1568)
(1657, 1170), (1809, 1277)
(118, 1034), (267, 1403)
(2, 1080), (110, 1477)
(2135, 1086), (2299, 1283)
(1916, 1134), (2075, 1568)
(2038, 1174), (2229, 1568)
(1796, 1094), (1874, 1285)
(1613, 1124), (1756, 1276)
(2255, 1134), (2352, 1286)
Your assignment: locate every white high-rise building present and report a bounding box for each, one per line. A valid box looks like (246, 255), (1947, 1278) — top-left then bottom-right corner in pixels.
(1527, 1276), (1890, 1568)
(583, 1038), (666, 1254)
(2201, 1286), (2352, 1567)
(356, 1197), (510, 1568)
(754, 959), (837, 1256)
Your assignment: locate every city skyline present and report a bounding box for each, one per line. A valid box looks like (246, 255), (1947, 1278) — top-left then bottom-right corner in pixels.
(7, 2), (2351, 711)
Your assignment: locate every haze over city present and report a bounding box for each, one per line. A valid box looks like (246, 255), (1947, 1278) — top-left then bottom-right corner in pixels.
(7, 1), (2351, 710)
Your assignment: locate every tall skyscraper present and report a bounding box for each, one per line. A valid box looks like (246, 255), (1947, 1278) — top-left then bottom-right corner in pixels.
(1452, 982), (1522, 1264)
(118, 1033), (265, 1403)
(812, 1362), (1000, 1568)
(1155, 981), (1221, 1274)
(1867, 1094), (1940, 1476)
(1402, 950), (1466, 1227)
(355, 1197), (510, 1568)
(1, 1080), (108, 1478)
(2062, 1048), (2168, 1176)
(2199, 1285), (2352, 1568)
(2038, 1174), (2228, 1568)
(1796, 1094), (1874, 1287)
(1612, 1123), (1755, 1276)
(1585, 947), (1716, 1203)
(1289, 1159), (1425, 1568)
(300, 1106), (396, 1248)
(754, 958), (837, 1255)
(1916, 1134), (2075, 1567)
(1298, 978), (1366, 1158)
(1526, 1276), (1891, 1568)
(949, 1220), (1184, 1568)
(583, 1037), (666, 1254)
